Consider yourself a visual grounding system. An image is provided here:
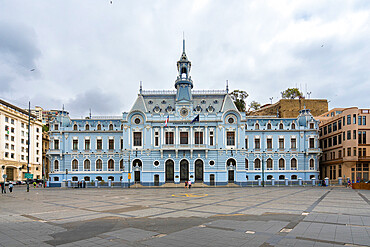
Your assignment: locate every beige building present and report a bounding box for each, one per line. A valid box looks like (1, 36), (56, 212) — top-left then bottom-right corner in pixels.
(248, 99), (328, 118)
(317, 107), (369, 182)
(0, 99), (43, 182)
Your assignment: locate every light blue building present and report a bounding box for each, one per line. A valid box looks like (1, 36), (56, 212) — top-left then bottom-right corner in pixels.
(48, 41), (320, 187)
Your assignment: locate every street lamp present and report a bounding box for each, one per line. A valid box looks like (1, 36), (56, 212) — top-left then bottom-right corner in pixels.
(261, 151), (265, 187)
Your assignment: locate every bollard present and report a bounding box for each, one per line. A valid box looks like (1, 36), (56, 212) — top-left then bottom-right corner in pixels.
(325, 177), (329, 187)
(95, 179), (98, 187)
(312, 178), (316, 186)
(108, 179), (112, 187)
(271, 178), (275, 186)
(67, 179), (72, 188)
(61, 179), (66, 188)
(285, 178), (289, 186)
(298, 177), (302, 186)
(258, 178), (261, 186)
(338, 177), (342, 185)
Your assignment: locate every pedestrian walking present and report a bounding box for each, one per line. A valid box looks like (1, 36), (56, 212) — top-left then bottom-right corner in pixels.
(33, 181), (36, 188)
(185, 181), (188, 188)
(188, 180), (192, 189)
(1, 182), (6, 194)
(9, 182), (13, 193)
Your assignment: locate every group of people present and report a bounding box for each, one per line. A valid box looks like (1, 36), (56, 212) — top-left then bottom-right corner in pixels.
(0, 182), (14, 194)
(184, 180), (192, 189)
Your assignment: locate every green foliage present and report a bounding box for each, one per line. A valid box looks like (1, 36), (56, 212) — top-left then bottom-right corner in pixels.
(249, 101), (261, 111)
(281, 88), (303, 99)
(230, 90), (249, 112)
(42, 125), (49, 132)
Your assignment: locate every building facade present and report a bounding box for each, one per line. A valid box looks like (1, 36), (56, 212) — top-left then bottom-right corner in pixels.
(0, 99), (43, 182)
(48, 42), (320, 186)
(318, 108), (369, 182)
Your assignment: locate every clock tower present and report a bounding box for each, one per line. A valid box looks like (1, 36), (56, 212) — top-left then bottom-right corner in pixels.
(175, 39), (193, 103)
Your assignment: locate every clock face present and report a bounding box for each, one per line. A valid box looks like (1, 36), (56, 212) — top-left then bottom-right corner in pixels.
(180, 107), (189, 117)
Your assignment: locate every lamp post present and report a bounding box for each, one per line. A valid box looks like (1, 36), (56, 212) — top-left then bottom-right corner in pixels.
(128, 152), (131, 188)
(262, 151), (265, 187)
(27, 101), (30, 192)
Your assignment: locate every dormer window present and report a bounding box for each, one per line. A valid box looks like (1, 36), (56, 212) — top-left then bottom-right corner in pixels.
(153, 105), (161, 113)
(161, 100), (166, 104)
(194, 105), (202, 113)
(85, 124), (89, 131)
(255, 123), (259, 130)
(73, 124), (78, 131)
(97, 124), (101, 130)
(206, 105), (215, 113)
(267, 123), (271, 130)
(279, 123), (284, 130)
(201, 100), (206, 104)
(291, 123), (296, 130)
(109, 124), (114, 130)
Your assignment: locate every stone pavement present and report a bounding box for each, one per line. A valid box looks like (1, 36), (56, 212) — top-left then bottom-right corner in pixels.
(0, 186), (369, 246)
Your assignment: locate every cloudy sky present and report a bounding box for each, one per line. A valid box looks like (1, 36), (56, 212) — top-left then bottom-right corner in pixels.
(1, 0), (369, 118)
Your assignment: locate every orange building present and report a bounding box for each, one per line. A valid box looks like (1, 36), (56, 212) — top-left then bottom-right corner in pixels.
(317, 108), (370, 182)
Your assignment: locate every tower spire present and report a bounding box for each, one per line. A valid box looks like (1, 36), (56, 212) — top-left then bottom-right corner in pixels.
(183, 32), (185, 53)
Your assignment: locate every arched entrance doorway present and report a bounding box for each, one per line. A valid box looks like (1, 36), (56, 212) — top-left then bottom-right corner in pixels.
(180, 159), (189, 182)
(195, 159), (204, 182)
(226, 158), (236, 183)
(165, 160), (174, 182)
(132, 159), (142, 183)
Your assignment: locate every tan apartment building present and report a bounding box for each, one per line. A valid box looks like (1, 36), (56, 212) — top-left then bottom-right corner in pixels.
(317, 107), (369, 182)
(0, 99), (43, 182)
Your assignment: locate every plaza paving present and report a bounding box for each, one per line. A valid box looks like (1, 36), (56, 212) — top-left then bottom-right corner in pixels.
(0, 186), (369, 247)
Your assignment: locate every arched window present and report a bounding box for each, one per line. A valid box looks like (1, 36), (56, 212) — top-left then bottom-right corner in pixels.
(84, 176), (90, 181)
(291, 122), (296, 130)
(267, 123), (271, 130)
(72, 176), (78, 181)
(266, 158), (273, 170)
(279, 175), (285, 180)
(109, 124), (114, 130)
(54, 177), (59, 181)
(291, 175), (297, 180)
(97, 124), (101, 130)
(121, 124), (123, 130)
(255, 175), (261, 180)
(73, 124), (78, 131)
(85, 124), (89, 131)
(120, 159), (124, 171)
(96, 176), (102, 181)
(84, 159), (90, 171)
(255, 123), (259, 130)
(54, 160), (59, 170)
(108, 176), (114, 181)
(310, 175), (315, 179)
(96, 159), (102, 171)
(309, 159), (315, 170)
(279, 158), (285, 170)
(108, 159), (114, 171)
(279, 123), (284, 129)
(72, 159), (78, 171)
(291, 158), (297, 170)
(245, 159), (249, 170)
(254, 158), (261, 170)
(267, 175), (273, 180)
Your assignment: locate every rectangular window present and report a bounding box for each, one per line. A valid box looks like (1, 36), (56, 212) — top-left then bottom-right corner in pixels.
(359, 148), (362, 157)
(333, 136), (337, 146)
(353, 114), (356, 124)
(363, 116), (366, 125)
(328, 138), (332, 147)
(347, 130), (351, 140)
(328, 124), (332, 133)
(364, 131), (367, 144)
(244, 138), (248, 149)
(267, 138), (272, 149)
(347, 115), (351, 125)
(154, 131), (159, 147)
(359, 116), (362, 125)
(194, 132), (203, 145)
(354, 147), (357, 156)
(54, 140), (59, 149)
(324, 139), (327, 148)
(209, 131), (214, 146)
(338, 120), (342, 129)
(180, 132), (188, 145)
(338, 150), (342, 158)
(133, 132), (142, 146)
(324, 126), (327, 135)
(55, 124), (59, 130)
(254, 138), (260, 149)
(291, 138), (296, 149)
(338, 165), (342, 177)
(5, 117), (8, 122)
(363, 148), (366, 157)
(333, 122), (337, 131)
(109, 139), (115, 149)
(309, 138), (315, 148)
(347, 147), (351, 157)
(338, 134), (342, 144)
(343, 116), (345, 126)
(279, 138), (284, 149)
(97, 139), (102, 150)
(120, 139), (123, 149)
(85, 139), (90, 150)
(226, 132), (235, 146)
(353, 130), (356, 140)
(166, 132), (174, 145)
(310, 123), (315, 129)
(73, 140), (78, 150)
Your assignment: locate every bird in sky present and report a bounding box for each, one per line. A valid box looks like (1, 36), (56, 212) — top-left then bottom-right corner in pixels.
(110, 1), (112, 3)
(30, 69), (35, 71)
(321, 45), (324, 47)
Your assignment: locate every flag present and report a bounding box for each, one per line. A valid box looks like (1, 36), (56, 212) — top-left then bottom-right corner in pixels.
(191, 114), (200, 124)
(165, 115), (169, 127)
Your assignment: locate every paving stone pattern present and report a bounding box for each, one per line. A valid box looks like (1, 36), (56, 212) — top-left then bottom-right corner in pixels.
(0, 186), (369, 246)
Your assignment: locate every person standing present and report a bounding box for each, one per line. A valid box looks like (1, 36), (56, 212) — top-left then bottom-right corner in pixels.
(185, 181), (188, 189)
(188, 180), (192, 189)
(1, 182), (5, 194)
(9, 182), (13, 193)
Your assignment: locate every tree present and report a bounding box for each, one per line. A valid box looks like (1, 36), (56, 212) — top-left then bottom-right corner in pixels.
(230, 90), (248, 112)
(281, 88), (303, 99)
(249, 101), (261, 111)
